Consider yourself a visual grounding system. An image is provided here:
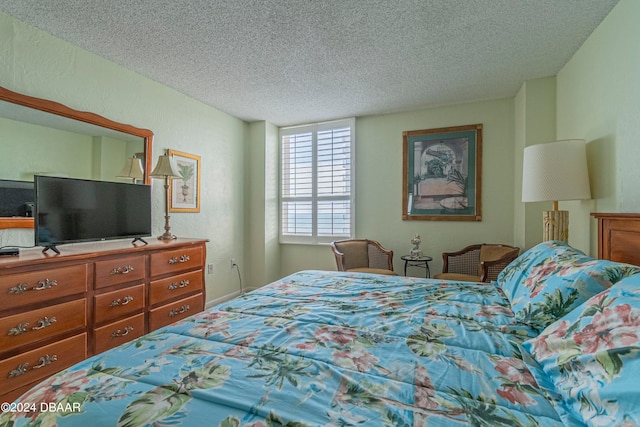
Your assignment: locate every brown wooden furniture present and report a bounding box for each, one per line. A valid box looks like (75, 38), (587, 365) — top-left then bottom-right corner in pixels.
(0, 238), (207, 402)
(433, 243), (520, 282)
(331, 239), (397, 275)
(592, 213), (640, 265)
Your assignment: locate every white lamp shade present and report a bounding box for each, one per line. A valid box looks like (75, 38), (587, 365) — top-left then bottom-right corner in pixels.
(150, 155), (181, 179)
(522, 139), (591, 202)
(117, 157), (144, 180)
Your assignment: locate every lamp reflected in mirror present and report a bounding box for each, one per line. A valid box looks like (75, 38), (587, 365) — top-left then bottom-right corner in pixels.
(150, 152), (181, 240)
(117, 156), (144, 183)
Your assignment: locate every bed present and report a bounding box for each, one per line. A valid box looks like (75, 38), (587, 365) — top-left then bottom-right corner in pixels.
(3, 219), (640, 426)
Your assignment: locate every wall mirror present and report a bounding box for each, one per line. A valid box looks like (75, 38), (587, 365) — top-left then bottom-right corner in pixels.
(0, 86), (153, 230)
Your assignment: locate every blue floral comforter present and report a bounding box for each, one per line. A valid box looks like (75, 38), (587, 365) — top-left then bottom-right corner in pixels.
(2, 270), (567, 426)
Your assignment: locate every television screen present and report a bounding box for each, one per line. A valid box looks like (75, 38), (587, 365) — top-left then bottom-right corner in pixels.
(35, 176), (151, 249)
(0, 180), (34, 217)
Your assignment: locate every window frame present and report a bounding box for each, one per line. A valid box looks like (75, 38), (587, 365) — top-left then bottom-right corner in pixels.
(279, 118), (355, 245)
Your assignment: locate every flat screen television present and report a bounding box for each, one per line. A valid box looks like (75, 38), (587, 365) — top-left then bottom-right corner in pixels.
(35, 176), (152, 253)
(0, 179), (34, 217)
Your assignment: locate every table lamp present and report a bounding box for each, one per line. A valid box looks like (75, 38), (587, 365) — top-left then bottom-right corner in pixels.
(150, 152), (181, 240)
(522, 139), (591, 242)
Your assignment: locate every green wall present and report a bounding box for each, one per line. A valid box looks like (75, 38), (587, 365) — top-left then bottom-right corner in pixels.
(246, 121), (280, 288)
(513, 77), (556, 251)
(0, 117), (94, 180)
(280, 98), (516, 277)
(556, 0), (640, 255)
(0, 116), (143, 183)
(0, 11), (248, 301)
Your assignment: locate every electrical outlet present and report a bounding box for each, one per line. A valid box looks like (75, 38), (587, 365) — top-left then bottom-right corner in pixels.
(231, 258), (237, 268)
(207, 263), (213, 274)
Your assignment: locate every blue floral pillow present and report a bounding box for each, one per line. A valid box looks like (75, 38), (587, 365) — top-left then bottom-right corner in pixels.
(522, 276), (640, 425)
(496, 240), (640, 331)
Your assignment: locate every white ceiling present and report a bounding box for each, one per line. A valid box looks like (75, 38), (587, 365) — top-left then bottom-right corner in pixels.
(0, 0), (619, 127)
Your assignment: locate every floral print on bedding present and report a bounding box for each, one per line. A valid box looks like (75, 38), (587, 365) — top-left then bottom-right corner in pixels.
(522, 275), (640, 426)
(1, 271), (569, 427)
(497, 240), (640, 332)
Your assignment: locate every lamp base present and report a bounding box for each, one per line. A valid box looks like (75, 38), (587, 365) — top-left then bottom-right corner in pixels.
(543, 210), (569, 242)
(157, 232), (177, 241)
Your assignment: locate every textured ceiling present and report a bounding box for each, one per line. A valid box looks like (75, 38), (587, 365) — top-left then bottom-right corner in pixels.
(0, 0), (619, 126)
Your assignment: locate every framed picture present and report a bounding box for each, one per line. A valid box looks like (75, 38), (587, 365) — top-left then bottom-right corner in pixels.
(168, 149), (201, 213)
(402, 124), (482, 221)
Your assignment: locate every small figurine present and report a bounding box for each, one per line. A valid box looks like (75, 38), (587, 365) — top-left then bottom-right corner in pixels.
(410, 234), (423, 258)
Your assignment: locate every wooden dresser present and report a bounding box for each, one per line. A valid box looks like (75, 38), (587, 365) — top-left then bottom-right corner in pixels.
(0, 238), (207, 402)
(592, 213), (640, 265)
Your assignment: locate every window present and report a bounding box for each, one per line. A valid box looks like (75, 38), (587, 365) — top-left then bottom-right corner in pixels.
(280, 118), (355, 244)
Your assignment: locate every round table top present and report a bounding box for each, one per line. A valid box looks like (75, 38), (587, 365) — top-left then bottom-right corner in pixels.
(401, 255), (433, 261)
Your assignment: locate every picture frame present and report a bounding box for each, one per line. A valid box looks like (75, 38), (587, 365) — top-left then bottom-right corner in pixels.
(168, 149), (201, 213)
(402, 124), (482, 221)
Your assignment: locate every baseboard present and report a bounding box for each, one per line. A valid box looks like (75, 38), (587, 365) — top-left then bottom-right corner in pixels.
(205, 287), (257, 309)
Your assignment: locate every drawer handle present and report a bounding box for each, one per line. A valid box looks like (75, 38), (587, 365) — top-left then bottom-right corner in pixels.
(8, 322), (30, 336)
(33, 354), (57, 369)
(8, 363), (29, 378)
(168, 255), (190, 265)
(8, 317), (57, 335)
(34, 279), (58, 291)
(8, 355), (57, 378)
(168, 280), (190, 291)
(109, 295), (134, 307)
(8, 283), (29, 294)
(111, 265), (134, 275)
(8, 316), (56, 335)
(32, 316), (57, 330)
(111, 326), (134, 338)
(9, 279), (58, 294)
(168, 304), (190, 317)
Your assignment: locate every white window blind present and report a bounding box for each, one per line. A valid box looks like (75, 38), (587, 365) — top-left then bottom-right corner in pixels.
(280, 118), (355, 244)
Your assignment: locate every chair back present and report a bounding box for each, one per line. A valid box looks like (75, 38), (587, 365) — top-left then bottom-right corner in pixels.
(478, 244), (518, 275)
(331, 239), (394, 272)
(439, 243), (519, 282)
(443, 244), (482, 276)
(479, 244), (520, 281)
(333, 240), (369, 270)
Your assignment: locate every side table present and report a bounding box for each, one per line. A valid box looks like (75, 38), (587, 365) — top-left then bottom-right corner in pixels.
(401, 255), (433, 278)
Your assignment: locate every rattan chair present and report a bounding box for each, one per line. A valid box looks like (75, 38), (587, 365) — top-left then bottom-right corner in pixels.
(433, 243), (519, 282)
(331, 239), (397, 275)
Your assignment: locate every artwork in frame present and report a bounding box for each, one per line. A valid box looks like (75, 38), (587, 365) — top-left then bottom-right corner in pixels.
(402, 124), (482, 221)
(168, 149), (201, 213)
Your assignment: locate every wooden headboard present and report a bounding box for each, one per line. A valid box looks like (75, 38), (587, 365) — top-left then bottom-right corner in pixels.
(592, 213), (640, 266)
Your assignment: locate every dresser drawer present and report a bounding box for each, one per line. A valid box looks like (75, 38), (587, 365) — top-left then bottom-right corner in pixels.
(149, 270), (203, 306)
(0, 264), (88, 311)
(0, 299), (86, 352)
(149, 293), (203, 331)
(150, 246), (204, 277)
(94, 284), (145, 324)
(94, 255), (146, 289)
(1, 333), (86, 396)
(93, 313), (145, 354)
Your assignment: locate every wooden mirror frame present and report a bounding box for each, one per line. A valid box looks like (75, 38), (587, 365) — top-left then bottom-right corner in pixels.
(0, 86), (153, 230)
